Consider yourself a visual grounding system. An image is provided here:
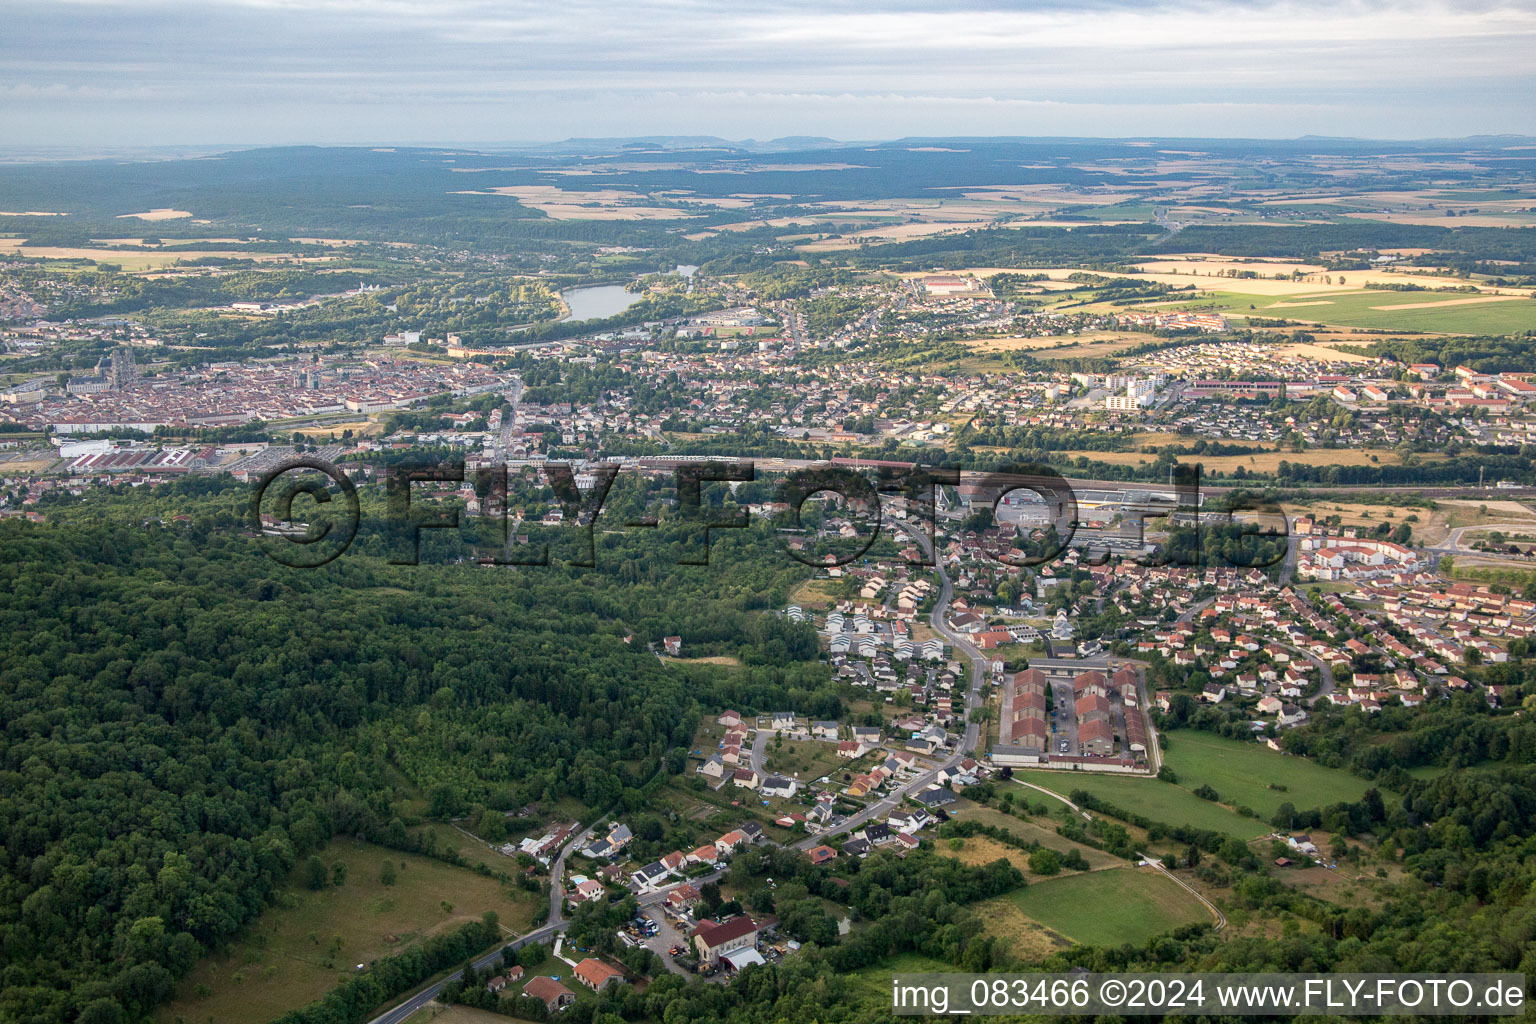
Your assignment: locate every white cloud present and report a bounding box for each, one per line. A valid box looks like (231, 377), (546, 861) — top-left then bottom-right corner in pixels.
(0, 0), (1531, 144)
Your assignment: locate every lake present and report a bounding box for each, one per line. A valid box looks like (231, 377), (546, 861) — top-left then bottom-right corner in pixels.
(560, 266), (698, 321)
(560, 284), (640, 322)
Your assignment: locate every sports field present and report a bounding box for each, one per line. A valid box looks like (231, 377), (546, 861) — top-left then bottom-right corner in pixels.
(1000, 867), (1212, 946)
(1161, 730), (1383, 818)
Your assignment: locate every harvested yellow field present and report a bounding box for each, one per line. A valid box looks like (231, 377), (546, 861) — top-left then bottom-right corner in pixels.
(1344, 211), (1536, 229)
(1130, 257), (1489, 294)
(1274, 342), (1377, 362)
(456, 186), (695, 220)
(964, 332), (1150, 358)
(0, 239), (338, 270)
(116, 208), (193, 221)
(1135, 257), (1325, 278)
(799, 221), (989, 250)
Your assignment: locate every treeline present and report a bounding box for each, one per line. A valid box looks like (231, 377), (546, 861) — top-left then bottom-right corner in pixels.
(1337, 335), (1536, 375)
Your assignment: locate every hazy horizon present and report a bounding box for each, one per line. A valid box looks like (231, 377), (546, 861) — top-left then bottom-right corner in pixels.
(5, 0), (1536, 147)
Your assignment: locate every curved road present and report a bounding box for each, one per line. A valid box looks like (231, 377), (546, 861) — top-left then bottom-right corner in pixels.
(795, 518), (988, 851)
(1140, 854), (1227, 931)
(1274, 640), (1336, 707)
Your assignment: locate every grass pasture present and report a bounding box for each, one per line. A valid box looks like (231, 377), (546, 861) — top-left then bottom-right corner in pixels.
(157, 838), (535, 1024)
(1161, 730), (1382, 818)
(1026, 772), (1269, 840)
(766, 737), (847, 782)
(1001, 867), (1212, 947)
(845, 952), (962, 1003)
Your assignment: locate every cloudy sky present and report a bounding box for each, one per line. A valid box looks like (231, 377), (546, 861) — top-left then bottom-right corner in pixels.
(3, 0), (1534, 147)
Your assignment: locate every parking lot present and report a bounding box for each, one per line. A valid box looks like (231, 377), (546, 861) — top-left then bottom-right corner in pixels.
(1050, 688), (1078, 754)
(638, 907), (696, 977)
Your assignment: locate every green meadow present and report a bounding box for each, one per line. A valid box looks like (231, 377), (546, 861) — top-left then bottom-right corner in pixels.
(1160, 730), (1383, 818)
(1024, 771), (1270, 840)
(1001, 868), (1212, 947)
(1160, 288), (1536, 333)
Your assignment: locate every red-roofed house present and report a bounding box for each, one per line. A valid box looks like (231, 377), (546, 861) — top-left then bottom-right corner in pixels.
(574, 958), (625, 992)
(523, 976), (576, 1012)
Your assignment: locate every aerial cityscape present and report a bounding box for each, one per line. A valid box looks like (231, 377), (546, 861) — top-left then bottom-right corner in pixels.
(2, 2), (1536, 1024)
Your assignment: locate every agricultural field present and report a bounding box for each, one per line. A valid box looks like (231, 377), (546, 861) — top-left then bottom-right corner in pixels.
(962, 331), (1152, 360)
(1160, 287), (1536, 334)
(157, 838), (536, 1024)
(1026, 772), (1270, 840)
(1160, 730), (1385, 819)
(999, 867), (1213, 947)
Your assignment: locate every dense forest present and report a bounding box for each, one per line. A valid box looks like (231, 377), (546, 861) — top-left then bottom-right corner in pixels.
(0, 479), (832, 1024)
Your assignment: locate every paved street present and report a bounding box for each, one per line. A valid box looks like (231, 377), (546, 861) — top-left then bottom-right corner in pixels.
(796, 518), (988, 850)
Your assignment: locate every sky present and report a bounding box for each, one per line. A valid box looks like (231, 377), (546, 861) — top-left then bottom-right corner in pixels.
(3, 0), (1535, 147)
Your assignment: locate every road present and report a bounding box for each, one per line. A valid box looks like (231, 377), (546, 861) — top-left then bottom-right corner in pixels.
(365, 921), (562, 1024)
(1278, 533), (1301, 585)
(549, 819), (604, 924)
(1425, 520), (1536, 558)
(494, 379), (524, 459)
(795, 518), (988, 851)
(749, 728), (770, 774)
(1273, 641), (1336, 707)
(1140, 854), (1227, 931)
(1176, 595), (1217, 626)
